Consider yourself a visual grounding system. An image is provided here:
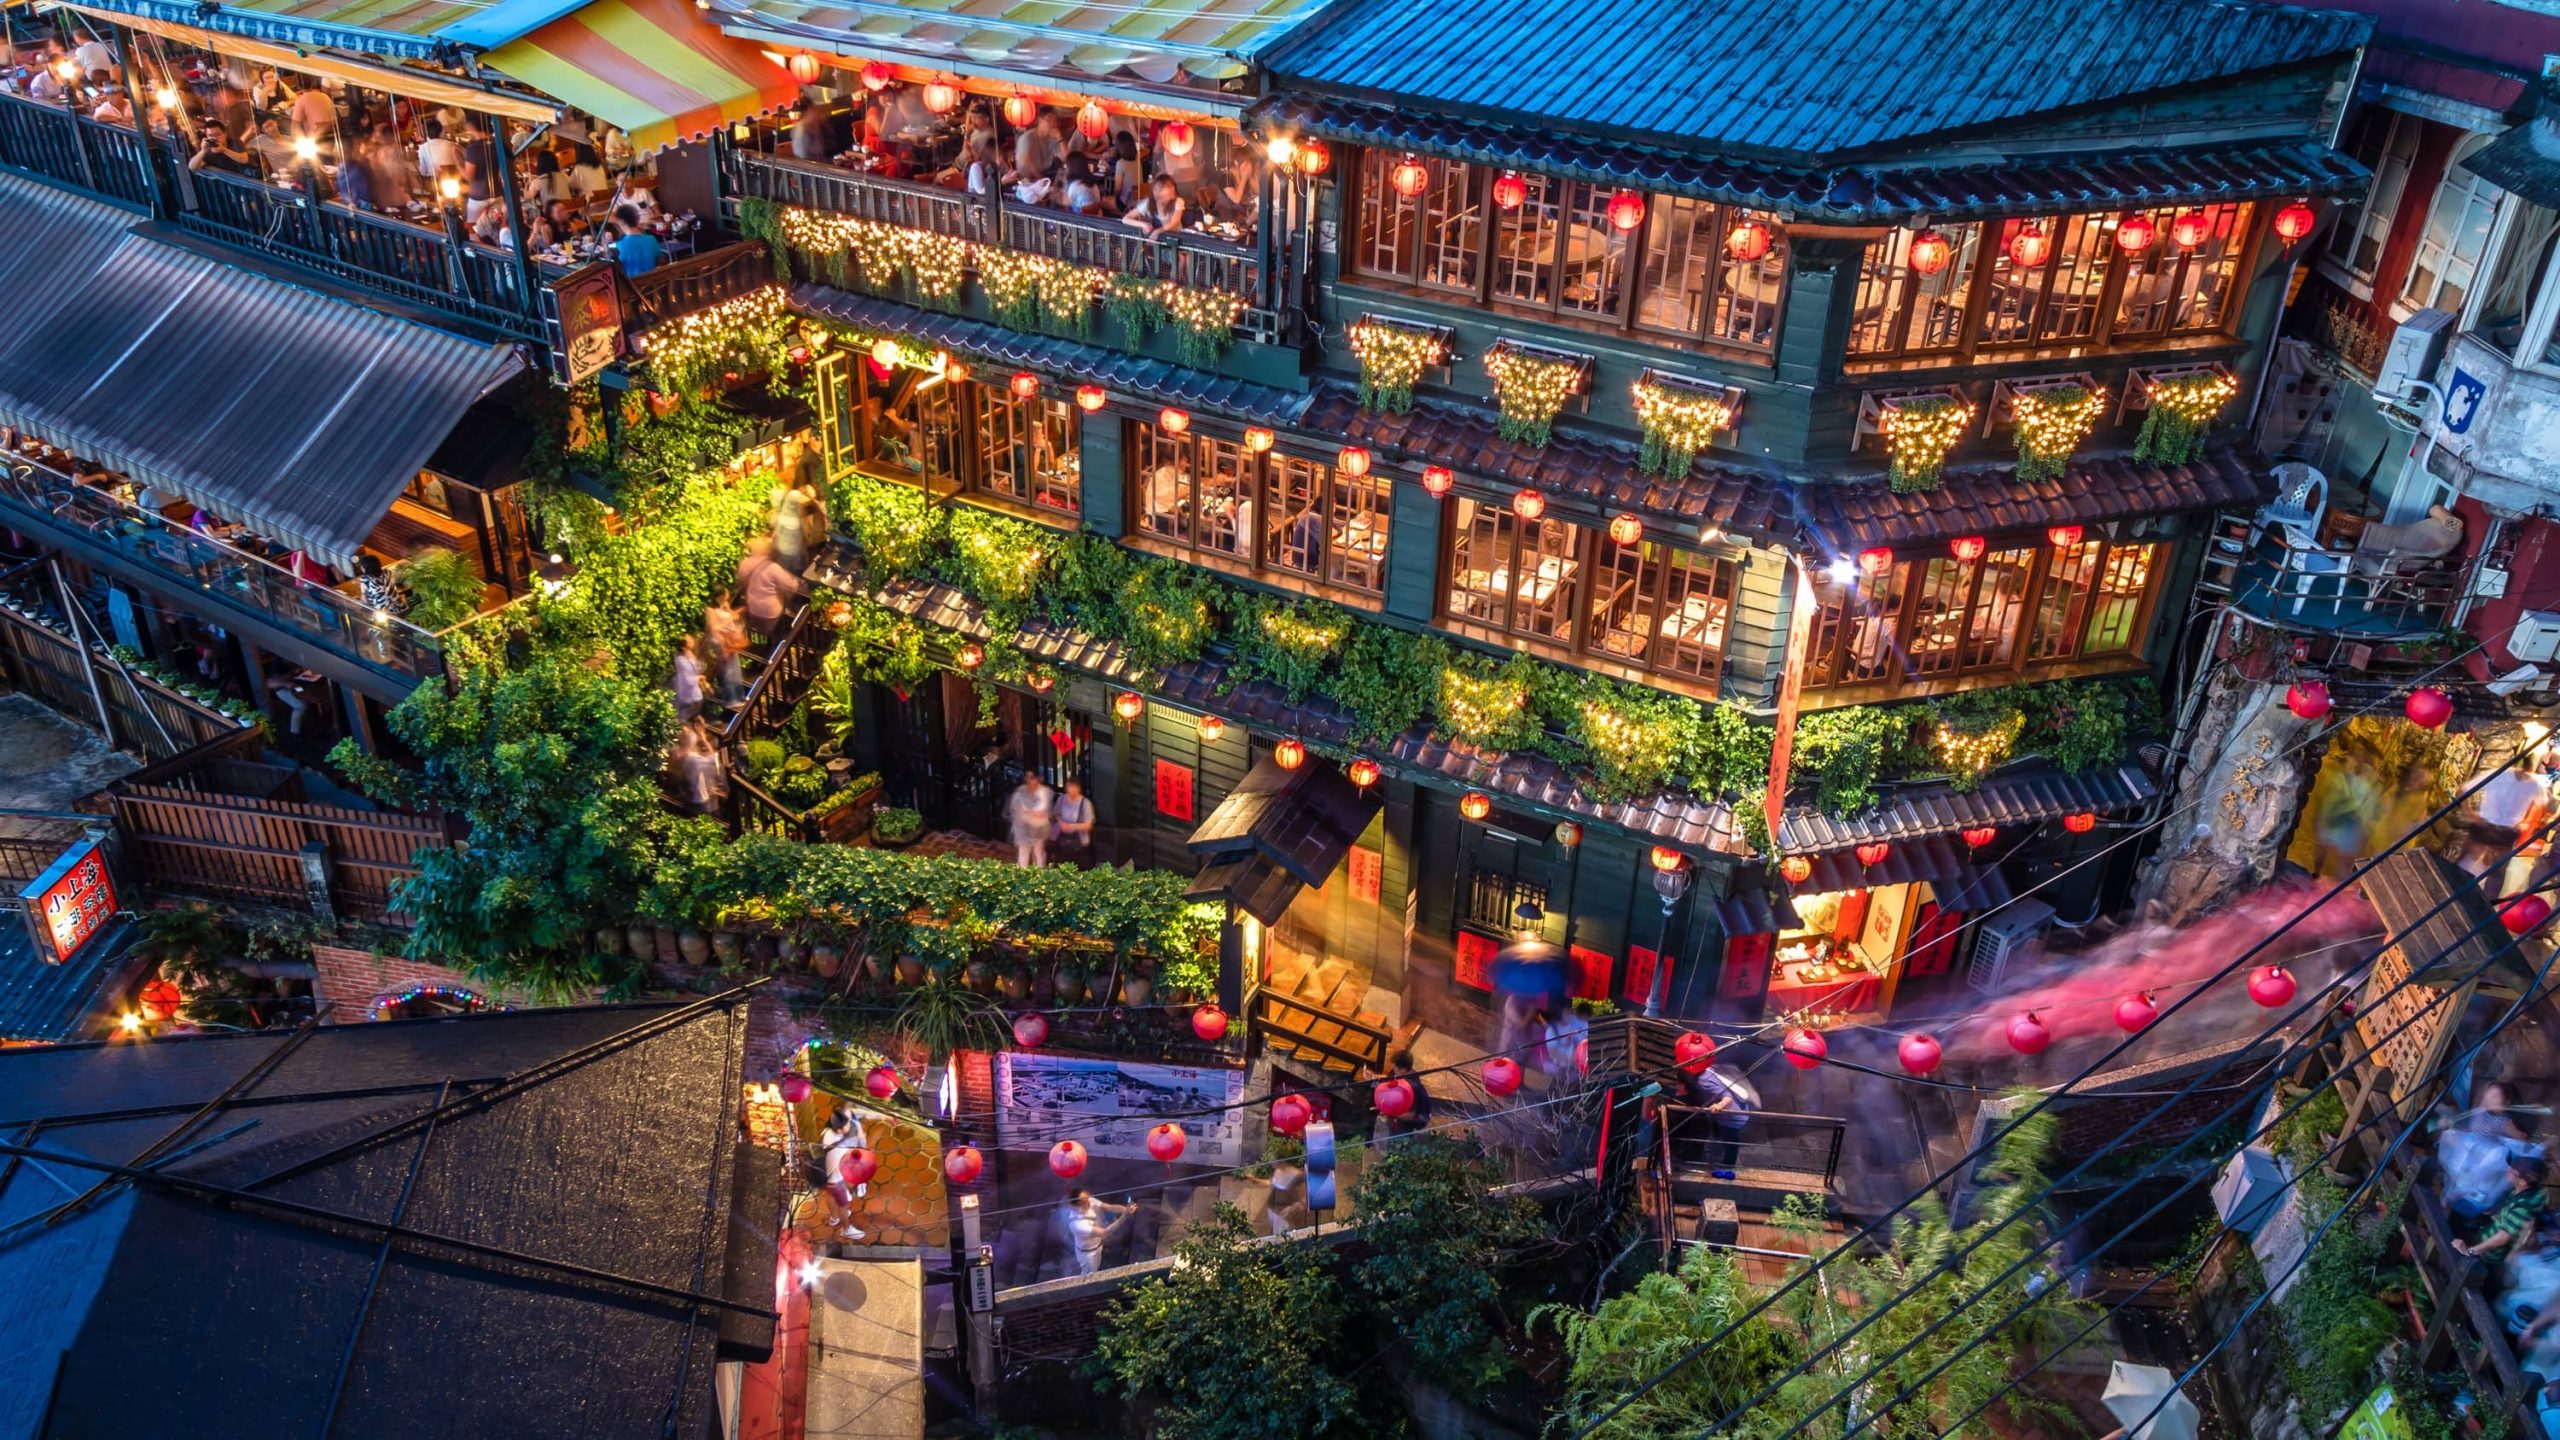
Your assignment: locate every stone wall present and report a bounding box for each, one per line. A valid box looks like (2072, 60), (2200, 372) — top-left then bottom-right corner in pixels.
(2136, 629), (2325, 924)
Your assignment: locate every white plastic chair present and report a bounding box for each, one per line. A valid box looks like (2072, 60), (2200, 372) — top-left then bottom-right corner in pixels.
(2258, 461), (2329, 550)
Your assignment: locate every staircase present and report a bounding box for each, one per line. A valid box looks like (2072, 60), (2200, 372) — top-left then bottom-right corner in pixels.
(1251, 954), (1397, 1075)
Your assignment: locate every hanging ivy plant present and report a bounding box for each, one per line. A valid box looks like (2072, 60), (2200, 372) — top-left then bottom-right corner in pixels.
(1347, 318), (1441, 413)
(2134, 371), (2240, 467)
(1160, 285), (1243, 369)
(1114, 560), (1218, 673)
(1223, 595), (1351, 704)
(1631, 377), (1733, 478)
(1884, 395), (1971, 493)
(640, 286), (791, 397)
(1436, 654), (1540, 753)
(2010, 384), (2107, 485)
(1035, 261), (1099, 341)
(1103, 274), (1166, 348)
(976, 248), (1046, 332)
(1483, 346), (1581, 447)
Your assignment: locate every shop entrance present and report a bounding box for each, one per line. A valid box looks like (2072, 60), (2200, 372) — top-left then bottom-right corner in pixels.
(1720, 840), (2003, 1025)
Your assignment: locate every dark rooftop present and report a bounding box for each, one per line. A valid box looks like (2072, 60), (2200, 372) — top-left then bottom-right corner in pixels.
(1794, 446), (2271, 554)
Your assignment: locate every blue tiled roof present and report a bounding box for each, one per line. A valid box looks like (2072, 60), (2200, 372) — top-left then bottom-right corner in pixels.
(1268, 0), (2370, 162)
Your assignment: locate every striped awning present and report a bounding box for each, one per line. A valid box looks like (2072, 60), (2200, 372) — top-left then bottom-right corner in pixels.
(483, 0), (802, 155)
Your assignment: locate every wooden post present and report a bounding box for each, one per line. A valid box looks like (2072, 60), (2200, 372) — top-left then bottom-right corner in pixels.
(486, 113), (540, 318)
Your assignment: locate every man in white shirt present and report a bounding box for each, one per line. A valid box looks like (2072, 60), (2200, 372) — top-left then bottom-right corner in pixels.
(415, 116), (460, 179)
(72, 36), (114, 81)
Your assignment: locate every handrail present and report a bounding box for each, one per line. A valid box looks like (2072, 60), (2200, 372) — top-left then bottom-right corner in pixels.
(1251, 988), (1391, 1072)
(628, 240), (774, 326)
(0, 90), (154, 209)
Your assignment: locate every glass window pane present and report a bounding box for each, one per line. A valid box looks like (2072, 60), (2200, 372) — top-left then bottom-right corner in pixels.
(1850, 223), (1979, 356)
(2406, 159), (2507, 313)
(2027, 541), (2099, 662)
(1355, 148), (1417, 281)
(2037, 214), (2111, 341)
(1636, 197), (1712, 336)
(1420, 160), (1483, 293)
(1447, 497), (1516, 631)
(2478, 203), (2559, 350)
(1554, 183), (1631, 320)
(1325, 468), (1389, 594)
(2113, 203), (2251, 335)
(1264, 453), (1323, 578)
(1961, 547), (2035, 670)
(863, 370), (958, 492)
(1031, 398), (1079, 514)
(1195, 435), (1252, 562)
(974, 386), (1032, 504)
(1713, 209), (1785, 350)
(1513, 515), (1583, 642)
(2084, 543), (2156, 654)
(1905, 557), (1974, 678)
(1808, 563), (1907, 690)
(1135, 425), (1195, 545)
(1586, 539), (1659, 661)
(1657, 548), (1731, 681)
(1979, 218), (2048, 345)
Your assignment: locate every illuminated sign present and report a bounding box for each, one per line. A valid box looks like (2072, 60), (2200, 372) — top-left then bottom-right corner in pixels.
(21, 837), (116, 964)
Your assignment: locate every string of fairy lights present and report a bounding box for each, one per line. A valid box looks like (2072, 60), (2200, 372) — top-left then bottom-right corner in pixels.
(1482, 344), (1583, 447)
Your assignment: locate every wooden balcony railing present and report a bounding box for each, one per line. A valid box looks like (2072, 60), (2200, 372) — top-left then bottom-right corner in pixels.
(629, 239), (779, 327)
(0, 90), (155, 210)
(728, 150), (983, 239)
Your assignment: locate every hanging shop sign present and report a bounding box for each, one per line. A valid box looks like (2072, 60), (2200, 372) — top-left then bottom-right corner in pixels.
(994, 1052), (1249, 1163)
(544, 261), (625, 386)
(21, 835), (116, 965)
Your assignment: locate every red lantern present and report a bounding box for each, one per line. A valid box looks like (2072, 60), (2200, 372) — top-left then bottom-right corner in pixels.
(2406, 688), (2453, 729)
(2114, 213), (2157, 254)
(1908, 228), (1953, 277)
(1491, 171), (1527, 210)
(1075, 99), (1108, 141)
(1574, 1038), (1590, 1075)
(1348, 758), (1381, 789)
(1373, 1078), (1416, 1117)
(2046, 524), (2083, 549)
(1854, 841), (1890, 868)
(1242, 426), (1275, 453)
(1650, 845), (1686, 873)
(2116, 993), (2159, 1032)
(1274, 737), (1307, 770)
(2502, 895), (2554, 935)
(865, 1064), (898, 1099)
(1553, 820), (1582, 847)
(1898, 1033), (1943, 1076)
(1008, 370), (1041, 399)
(835, 1147), (879, 1186)
(1780, 854), (1814, 885)
(1607, 513), (1644, 546)
(2247, 965), (2298, 1008)
(137, 978), (184, 1022)
(1269, 1094), (1312, 1136)
(2006, 1012), (2051, 1056)
(1782, 1027), (1827, 1069)
(1013, 1012), (1049, 1048)
(1961, 826), (1997, 849)
(1160, 120), (1195, 158)
(1048, 1140), (1087, 1178)
(2007, 222), (2052, 268)
(778, 1072), (814, 1104)
(1605, 190), (1646, 232)
(2274, 200), (2316, 245)
(944, 1145), (984, 1185)
(943, 361), (972, 385)
(1460, 792), (1493, 822)
(1725, 217), (1773, 261)
(1158, 406), (1190, 434)
(2062, 811), (2098, 834)
(1146, 1122), (1187, 1161)
(1858, 546), (1893, 576)
(922, 80), (962, 115)
(1949, 534), (1987, 562)
(1388, 154), (1429, 198)
(1513, 488), (1547, 521)
(1674, 1031), (1717, 1074)
(2169, 211), (2210, 249)
(1197, 715), (1225, 744)
(1075, 384), (1106, 412)
(2287, 681), (2332, 721)
(1048, 727), (1074, 753)
(1294, 141), (1330, 177)
(1482, 1056), (1522, 1097)
(956, 641), (985, 669)
(1336, 445), (1372, 477)
(1030, 669), (1054, 693)
(860, 60), (893, 91)
(1420, 465), (1455, 497)
(1002, 92), (1038, 129)
(1192, 1003), (1229, 1041)
(1114, 691), (1144, 722)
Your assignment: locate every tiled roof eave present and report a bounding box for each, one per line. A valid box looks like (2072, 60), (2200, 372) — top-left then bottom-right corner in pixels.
(1770, 761), (2159, 855)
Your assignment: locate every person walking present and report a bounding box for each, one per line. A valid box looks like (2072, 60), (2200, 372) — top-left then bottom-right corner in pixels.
(1692, 1063), (1757, 1175)
(673, 718), (726, 816)
(1051, 777), (1094, 865)
(672, 634), (706, 722)
(1005, 772), (1054, 868)
(736, 537), (802, 646)
(770, 485), (806, 574)
(1378, 1048), (1434, 1139)
(819, 1105), (869, 1241)
(704, 589), (749, 705)
(1057, 1189), (1134, 1275)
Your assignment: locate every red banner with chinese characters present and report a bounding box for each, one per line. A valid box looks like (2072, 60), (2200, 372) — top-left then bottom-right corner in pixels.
(1622, 945), (1663, 1006)
(1568, 945), (1614, 1001)
(1153, 759), (1195, 821)
(1454, 930), (1499, 991)
(22, 837), (115, 965)
(1347, 846), (1383, 904)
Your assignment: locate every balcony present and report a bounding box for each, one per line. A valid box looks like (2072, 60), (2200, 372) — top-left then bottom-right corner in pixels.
(726, 150), (1283, 345)
(0, 90), (155, 211)
(2197, 512), (2462, 638)
(2425, 331), (2560, 514)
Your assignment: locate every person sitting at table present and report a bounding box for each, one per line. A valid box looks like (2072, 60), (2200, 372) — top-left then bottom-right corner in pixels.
(884, 82), (931, 137)
(859, 100), (888, 154)
(354, 554), (407, 615)
(248, 116), (297, 179)
(414, 116), (459, 182)
(1121, 173), (1186, 237)
(287, 76), (336, 144)
(188, 120), (255, 176)
(1105, 131), (1143, 211)
(962, 134), (1003, 197)
(565, 142), (609, 199)
(1009, 165), (1055, 208)
(1273, 502), (1322, 572)
(1061, 155), (1107, 216)
(1010, 109), (1059, 179)
(612, 171), (662, 227)
(526, 146), (569, 204)
(610, 205), (661, 276)
(89, 84), (131, 127)
(1213, 148), (1260, 227)
(523, 206), (558, 251)
(543, 197), (578, 239)
(470, 201), (505, 246)
(334, 139), (375, 210)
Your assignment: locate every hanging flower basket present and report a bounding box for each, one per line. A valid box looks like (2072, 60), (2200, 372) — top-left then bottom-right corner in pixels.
(2011, 384), (2107, 484)
(1632, 375), (1734, 477)
(1884, 395), (1972, 493)
(1484, 345), (1582, 447)
(1348, 317), (1443, 413)
(2134, 371), (2240, 467)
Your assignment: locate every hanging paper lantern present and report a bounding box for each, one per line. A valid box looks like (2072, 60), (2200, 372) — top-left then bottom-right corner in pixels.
(2406, 688), (2453, 729)
(1854, 840), (1890, 868)
(1074, 98), (1108, 140)
(1030, 669), (1055, 692)
(1192, 1003), (1230, 1041)
(865, 1065), (899, 1098)
(944, 1145), (984, 1185)
(1782, 1027), (1827, 1069)
(1513, 488), (1547, 520)
(1158, 407), (1190, 434)
(870, 337), (902, 368)
(1908, 228), (1953, 277)
(1348, 758), (1382, 789)
(2115, 993), (2158, 1032)
(2006, 1012), (2052, 1055)
(1002, 92), (1039, 129)
(1574, 1038), (1590, 1075)
(1013, 1012), (1050, 1048)
(1048, 1140), (1087, 1178)
(2170, 211), (2210, 249)
(1269, 1094), (1312, 1136)
(2062, 811), (2098, 834)
(922, 79), (962, 115)
(2046, 524), (2084, 549)
(860, 60), (893, 91)
(1388, 154), (1430, 198)
(1482, 1056), (1523, 1097)
(1420, 465), (1456, 497)
(956, 641), (985, 669)
(1674, 1031), (1717, 1073)
(1196, 714), (1224, 744)
(2007, 222), (2052, 268)
(1858, 546), (1893, 576)
(1373, 1078), (1416, 1117)
(1898, 1032), (1943, 1076)
(1114, 691), (1145, 722)
(836, 1147), (880, 1186)
(1294, 141), (1330, 176)
(1949, 534), (1987, 562)
(788, 52), (821, 83)
(1242, 426), (1275, 453)
(1075, 384), (1107, 412)
(1780, 854), (1814, 885)
(1605, 190), (1647, 232)
(779, 1072), (814, 1104)
(2287, 681), (2332, 721)
(1337, 445), (1373, 477)
(2114, 213), (2157, 254)
(1008, 370), (1041, 399)
(1491, 171), (1528, 210)
(1553, 820), (1583, 848)
(2247, 965), (2298, 1008)
(1607, 513), (1644, 546)
(1274, 737), (1307, 770)
(1961, 826), (1997, 849)
(1460, 792), (1493, 821)
(1048, 727), (1074, 753)
(1650, 845), (1686, 873)
(1725, 218), (1773, 261)
(2502, 895), (2553, 934)
(1160, 120), (1196, 157)
(942, 360), (971, 385)
(2274, 200), (2316, 245)
(1146, 1122), (1188, 1161)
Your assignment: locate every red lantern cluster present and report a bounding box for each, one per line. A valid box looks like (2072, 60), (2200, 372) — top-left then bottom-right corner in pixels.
(1049, 1139), (1087, 1178)
(1192, 1003), (1230, 1040)
(860, 60), (893, 91)
(1274, 737), (1307, 770)
(1114, 691), (1145, 722)
(1607, 513), (1644, 547)
(1158, 406), (1191, 434)
(2171, 211), (2210, 249)
(2115, 993), (2158, 1032)
(1482, 1056), (1522, 1097)
(2406, 688), (2453, 729)
(1013, 1012), (1049, 1048)
(1294, 141), (1330, 177)
(1650, 845), (1687, 873)
(1147, 1122), (1188, 1161)
(1857, 546), (1893, 576)
(1270, 1093), (1313, 1136)
(2006, 1012), (2051, 1056)
(1242, 426), (1275, 454)
(1373, 1078), (1416, 1117)
(2247, 966), (2298, 1008)
(1782, 1027), (1827, 1069)
(944, 1144), (985, 1185)
(866, 1064), (899, 1098)
(956, 641), (985, 669)
(1553, 820), (1582, 848)
(2287, 681), (2332, 721)
(1674, 1031), (1717, 1073)
(1898, 1032), (1942, 1076)
(922, 80), (962, 115)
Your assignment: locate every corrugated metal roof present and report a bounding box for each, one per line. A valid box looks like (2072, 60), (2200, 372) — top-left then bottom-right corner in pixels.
(1771, 760), (2156, 852)
(1794, 446), (2271, 554)
(0, 915), (138, 1043)
(0, 173), (524, 570)
(1268, 0), (2369, 161)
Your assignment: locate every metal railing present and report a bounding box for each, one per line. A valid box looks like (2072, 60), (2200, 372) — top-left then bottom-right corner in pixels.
(1659, 1102), (1849, 1196)
(993, 200), (1260, 306)
(0, 91), (155, 209)
(0, 454), (447, 681)
(730, 150), (982, 239)
(2198, 512), (2463, 638)
(629, 239), (777, 326)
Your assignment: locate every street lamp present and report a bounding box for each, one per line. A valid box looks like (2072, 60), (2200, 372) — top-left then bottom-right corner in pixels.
(1644, 849), (1692, 1018)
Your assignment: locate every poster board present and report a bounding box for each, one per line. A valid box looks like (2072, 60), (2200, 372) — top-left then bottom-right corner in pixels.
(994, 1052), (1250, 1163)
(20, 836), (116, 965)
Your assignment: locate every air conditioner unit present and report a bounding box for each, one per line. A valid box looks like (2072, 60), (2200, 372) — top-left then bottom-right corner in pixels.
(1967, 899), (2056, 993)
(2374, 308), (2454, 405)
(2509, 610), (2560, 665)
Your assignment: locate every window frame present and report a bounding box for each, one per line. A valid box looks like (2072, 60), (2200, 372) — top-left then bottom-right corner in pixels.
(2322, 110), (2420, 294)
(846, 367), (1083, 525)
(1123, 420), (1393, 599)
(2400, 134), (2508, 318)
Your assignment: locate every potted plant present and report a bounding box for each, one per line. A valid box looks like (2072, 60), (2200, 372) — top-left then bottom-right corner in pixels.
(872, 805), (923, 849)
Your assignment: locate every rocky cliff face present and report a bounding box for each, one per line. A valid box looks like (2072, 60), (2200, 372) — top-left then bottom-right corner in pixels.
(2136, 667), (2321, 925)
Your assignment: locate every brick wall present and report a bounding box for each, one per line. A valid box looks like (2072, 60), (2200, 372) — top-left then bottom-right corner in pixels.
(308, 944), (540, 1019)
